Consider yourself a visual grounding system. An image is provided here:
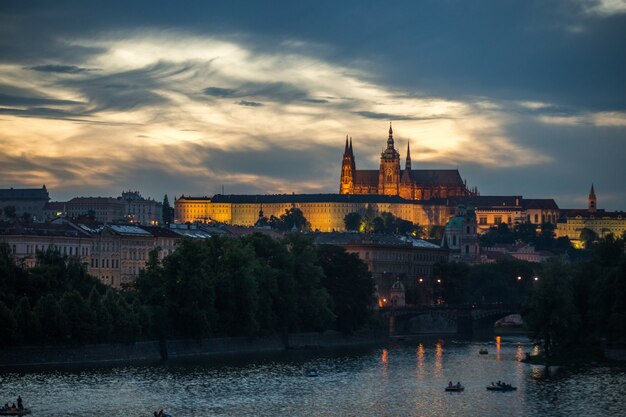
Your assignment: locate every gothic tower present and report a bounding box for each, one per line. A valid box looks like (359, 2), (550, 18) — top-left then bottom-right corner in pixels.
(378, 123), (401, 195)
(340, 135), (355, 194)
(588, 184), (597, 213)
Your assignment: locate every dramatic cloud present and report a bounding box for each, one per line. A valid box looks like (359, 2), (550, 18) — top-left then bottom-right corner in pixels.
(0, 1), (625, 209)
(25, 64), (96, 74)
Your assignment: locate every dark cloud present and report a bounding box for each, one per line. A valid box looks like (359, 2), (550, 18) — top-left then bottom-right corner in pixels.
(354, 111), (447, 121)
(0, 93), (82, 107)
(25, 64), (96, 74)
(0, 106), (86, 119)
(59, 61), (178, 111)
(303, 98), (329, 104)
(203, 81), (320, 104)
(203, 86), (238, 97)
(237, 100), (263, 107)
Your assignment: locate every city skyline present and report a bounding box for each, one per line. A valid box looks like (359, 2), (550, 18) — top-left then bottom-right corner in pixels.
(1, 1), (625, 209)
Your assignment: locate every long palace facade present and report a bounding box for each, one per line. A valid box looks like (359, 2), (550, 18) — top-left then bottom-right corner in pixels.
(175, 126), (560, 231)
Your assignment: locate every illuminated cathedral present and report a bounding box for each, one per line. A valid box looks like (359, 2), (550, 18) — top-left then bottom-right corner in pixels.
(340, 124), (475, 200)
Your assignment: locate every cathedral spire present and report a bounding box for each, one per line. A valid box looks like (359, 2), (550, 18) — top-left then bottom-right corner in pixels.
(588, 183), (597, 212)
(405, 141), (411, 170)
(344, 135), (349, 154)
(349, 136), (353, 156)
(387, 122), (394, 149)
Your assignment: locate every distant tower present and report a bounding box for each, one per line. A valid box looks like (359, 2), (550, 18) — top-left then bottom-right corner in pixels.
(378, 123), (401, 195)
(340, 135), (356, 194)
(588, 184), (597, 213)
(405, 141), (412, 171)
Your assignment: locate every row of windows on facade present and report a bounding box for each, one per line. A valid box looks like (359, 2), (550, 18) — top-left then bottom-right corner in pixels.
(21, 244), (89, 256)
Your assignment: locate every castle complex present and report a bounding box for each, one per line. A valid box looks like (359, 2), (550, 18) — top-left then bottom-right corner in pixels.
(340, 124), (474, 200)
(174, 126), (560, 232)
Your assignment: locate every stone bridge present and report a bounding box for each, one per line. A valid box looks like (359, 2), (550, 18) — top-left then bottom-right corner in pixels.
(379, 304), (522, 337)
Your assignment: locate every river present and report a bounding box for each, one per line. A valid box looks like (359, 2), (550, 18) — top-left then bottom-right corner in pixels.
(1, 335), (625, 416)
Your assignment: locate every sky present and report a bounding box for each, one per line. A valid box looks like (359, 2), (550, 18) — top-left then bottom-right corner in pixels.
(0, 0), (625, 209)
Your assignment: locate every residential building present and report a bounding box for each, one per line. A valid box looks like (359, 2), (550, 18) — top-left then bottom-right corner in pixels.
(314, 233), (448, 306)
(121, 190), (163, 225)
(556, 185), (626, 246)
(0, 186), (50, 221)
(66, 197), (127, 223)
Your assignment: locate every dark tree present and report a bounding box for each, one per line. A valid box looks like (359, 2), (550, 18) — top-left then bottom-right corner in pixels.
(317, 244), (375, 333)
(269, 208), (311, 231)
(344, 212), (362, 231)
(162, 194), (173, 224)
(3, 205), (16, 219)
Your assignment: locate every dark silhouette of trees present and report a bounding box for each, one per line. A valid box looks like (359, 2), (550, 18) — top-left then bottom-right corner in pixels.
(344, 212), (362, 231)
(343, 210), (422, 236)
(162, 195), (173, 224)
(269, 208), (311, 231)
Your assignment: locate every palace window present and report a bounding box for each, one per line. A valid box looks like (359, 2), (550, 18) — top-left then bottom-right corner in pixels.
(479, 217), (487, 225)
(494, 216), (502, 224)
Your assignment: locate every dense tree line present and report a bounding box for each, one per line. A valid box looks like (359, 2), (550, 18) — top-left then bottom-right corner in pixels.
(524, 234), (626, 361)
(0, 245), (142, 345)
(0, 233), (375, 346)
(344, 210), (422, 236)
(479, 222), (572, 253)
(433, 259), (536, 306)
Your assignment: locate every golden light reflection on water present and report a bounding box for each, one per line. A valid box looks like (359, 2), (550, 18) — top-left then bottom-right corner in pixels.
(530, 366), (545, 380)
(381, 348), (388, 379)
(416, 343), (425, 381)
(495, 335), (501, 361)
(434, 340), (443, 378)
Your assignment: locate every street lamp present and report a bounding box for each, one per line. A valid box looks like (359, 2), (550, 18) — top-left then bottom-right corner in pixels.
(533, 276), (539, 281)
(517, 276), (522, 281)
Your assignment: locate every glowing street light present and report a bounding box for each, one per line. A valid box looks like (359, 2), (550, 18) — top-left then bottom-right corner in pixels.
(517, 276), (522, 281)
(533, 276), (539, 281)
(418, 278), (424, 283)
(437, 279), (442, 283)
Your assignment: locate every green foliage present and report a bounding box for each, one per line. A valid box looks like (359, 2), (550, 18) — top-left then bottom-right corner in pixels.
(344, 210), (422, 236)
(434, 259), (533, 305)
(344, 212), (362, 231)
(2, 232), (377, 346)
(269, 207), (311, 231)
(524, 233), (626, 358)
(0, 301), (17, 343)
(428, 225), (445, 241)
(162, 194), (173, 224)
(12, 297), (40, 344)
(3, 205), (17, 219)
(316, 245), (375, 333)
(524, 260), (580, 360)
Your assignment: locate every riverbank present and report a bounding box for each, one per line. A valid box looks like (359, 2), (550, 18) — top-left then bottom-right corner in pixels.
(522, 345), (626, 366)
(0, 329), (389, 370)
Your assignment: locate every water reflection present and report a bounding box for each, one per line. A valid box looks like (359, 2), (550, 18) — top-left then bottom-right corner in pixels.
(434, 340), (443, 378)
(416, 343), (425, 381)
(0, 338), (623, 417)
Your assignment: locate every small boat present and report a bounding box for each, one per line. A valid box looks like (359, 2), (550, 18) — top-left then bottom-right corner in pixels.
(479, 348), (488, 354)
(486, 384), (517, 392)
(445, 385), (464, 392)
(0, 409), (31, 416)
(306, 369), (319, 377)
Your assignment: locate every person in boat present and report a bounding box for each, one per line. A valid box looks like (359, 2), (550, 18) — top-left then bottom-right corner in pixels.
(456, 382), (461, 388)
(3, 403), (8, 410)
(497, 380), (502, 386)
(448, 381), (453, 387)
(17, 396), (23, 410)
